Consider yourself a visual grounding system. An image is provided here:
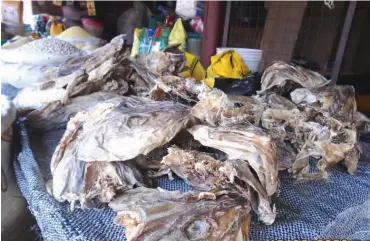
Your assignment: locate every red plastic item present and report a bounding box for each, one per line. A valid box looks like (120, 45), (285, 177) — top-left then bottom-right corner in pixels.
(81, 18), (103, 37)
(154, 27), (161, 39)
(81, 18), (103, 27)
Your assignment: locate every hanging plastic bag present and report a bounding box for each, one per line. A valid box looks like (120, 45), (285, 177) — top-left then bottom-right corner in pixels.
(204, 50), (250, 87)
(175, 0), (197, 20)
(169, 18), (187, 51)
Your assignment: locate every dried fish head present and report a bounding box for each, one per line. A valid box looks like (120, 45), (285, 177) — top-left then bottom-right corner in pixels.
(154, 147), (276, 224)
(51, 97), (189, 164)
(291, 85), (356, 123)
(292, 118), (358, 179)
(109, 187), (251, 241)
(52, 137), (150, 206)
(13, 36), (130, 111)
(50, 112), (151, 206)
(57, 34), (128, 77)
(152, 76), (199, 102)
(134, 51), (186, 76)
(191, 89), (263, 126)
(189, 125), (278, 197)
(27, 92), (120, 131)
(260, 61), (329, 95)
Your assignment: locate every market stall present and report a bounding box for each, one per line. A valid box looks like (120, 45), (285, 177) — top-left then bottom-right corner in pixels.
(1, 1), (370, 241)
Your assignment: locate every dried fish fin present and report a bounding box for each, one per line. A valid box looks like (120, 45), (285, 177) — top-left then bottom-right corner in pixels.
(109, 187), (251, 241)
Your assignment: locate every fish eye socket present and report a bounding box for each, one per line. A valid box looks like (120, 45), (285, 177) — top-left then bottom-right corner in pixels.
(183, 218), (214, 240)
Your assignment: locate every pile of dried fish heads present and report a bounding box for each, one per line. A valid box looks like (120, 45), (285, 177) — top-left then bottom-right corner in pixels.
(21, 39), (369, 241)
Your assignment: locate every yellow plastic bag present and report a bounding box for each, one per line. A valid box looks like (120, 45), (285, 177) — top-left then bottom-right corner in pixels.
(130, 28), (142, 57)
(205, 50), (250, 87)
(181, 52), (205, 81)
(169, 18), (187, 51)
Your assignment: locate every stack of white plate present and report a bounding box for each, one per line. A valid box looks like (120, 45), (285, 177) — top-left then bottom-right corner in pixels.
(216, 47), (263, 73)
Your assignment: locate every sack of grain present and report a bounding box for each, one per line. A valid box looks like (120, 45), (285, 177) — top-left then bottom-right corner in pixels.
(1, 37), (86, 66)
(57, 27), (103, 53)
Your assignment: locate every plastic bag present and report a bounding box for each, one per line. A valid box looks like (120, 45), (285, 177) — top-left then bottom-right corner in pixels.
(169, 18), (187, 51)
(175, 0), (197, 20)
(214, 72), (262, 96)
(204, 50), (250, 87)
(181, 52), (205, 81)
(130, 28), (142, 57)
(117, 2), (152, 45)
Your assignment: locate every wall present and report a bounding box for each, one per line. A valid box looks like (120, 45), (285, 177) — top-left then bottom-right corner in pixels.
(343, 2), (370, 74)
(259, 1), (307, 71)
(293, 1), (346, 72)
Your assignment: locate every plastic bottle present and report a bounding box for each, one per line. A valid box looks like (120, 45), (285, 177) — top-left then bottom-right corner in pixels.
(150, 27), (165, 52)
(138, 28), (150, 54)
(158, 5), (175, 27)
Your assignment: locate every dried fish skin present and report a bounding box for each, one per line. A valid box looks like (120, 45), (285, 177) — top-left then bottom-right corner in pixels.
(51, 97), (189, 164)
(27, 92), (120, 131)
(189, 125), (278, 197)
(191, 89), (263, 127)
(260, 61), (329, 94)
(291, 85), (356, 123)
(109, 187), (251, 241)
